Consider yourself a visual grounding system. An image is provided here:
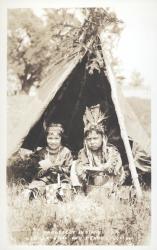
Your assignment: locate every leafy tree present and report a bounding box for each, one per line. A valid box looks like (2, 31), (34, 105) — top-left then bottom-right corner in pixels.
(42, 9), (82, 72)
(130, 70), (144, 87)
(8, 9), (81, 93)
(8, 8), (123, 93)
(8, 9), (47, 92)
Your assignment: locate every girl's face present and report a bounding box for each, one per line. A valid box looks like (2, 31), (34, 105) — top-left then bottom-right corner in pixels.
(86, 130), (103, 152)
(47, 132), (61, 151)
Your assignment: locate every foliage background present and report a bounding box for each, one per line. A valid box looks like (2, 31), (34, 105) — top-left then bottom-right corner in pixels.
(7, 8), (124, 94)
(8, 9), (82, 93)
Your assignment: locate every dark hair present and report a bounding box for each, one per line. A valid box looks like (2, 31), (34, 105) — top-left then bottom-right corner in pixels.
(45, 123), (64, 136)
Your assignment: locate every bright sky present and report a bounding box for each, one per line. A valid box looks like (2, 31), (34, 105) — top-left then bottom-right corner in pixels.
(107, 0), (157, 87)
(32, 0), (157, 87)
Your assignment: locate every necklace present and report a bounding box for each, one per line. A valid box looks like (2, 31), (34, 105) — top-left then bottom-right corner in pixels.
(45, 146), (62, 166)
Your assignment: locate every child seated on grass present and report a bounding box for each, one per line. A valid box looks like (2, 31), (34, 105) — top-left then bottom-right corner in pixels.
(71, 104), (125, 195)
(22, 122), (73, 201)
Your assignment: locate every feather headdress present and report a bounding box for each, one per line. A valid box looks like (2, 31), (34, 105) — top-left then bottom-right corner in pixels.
(83, 104), (108, 134)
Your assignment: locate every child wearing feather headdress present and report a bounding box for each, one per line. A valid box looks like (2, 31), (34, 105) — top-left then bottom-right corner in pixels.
(73, 104), (125, 191)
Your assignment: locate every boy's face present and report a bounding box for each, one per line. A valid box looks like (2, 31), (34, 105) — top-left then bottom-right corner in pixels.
(86, 130), (103, 152)
(47, 132), (61, 151)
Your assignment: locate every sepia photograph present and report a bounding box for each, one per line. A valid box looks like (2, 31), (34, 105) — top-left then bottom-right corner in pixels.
(3, 0), (155, 247)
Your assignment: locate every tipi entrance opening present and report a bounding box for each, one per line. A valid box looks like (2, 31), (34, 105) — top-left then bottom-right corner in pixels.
(22, 54), (128, 165)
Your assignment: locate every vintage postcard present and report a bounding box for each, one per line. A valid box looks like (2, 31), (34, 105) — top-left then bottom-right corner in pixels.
(1, 0), (157, 249)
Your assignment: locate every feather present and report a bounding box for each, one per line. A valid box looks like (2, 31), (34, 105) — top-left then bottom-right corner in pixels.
(84, 107), (95, 124)
(91, 105), (100, 121)
(83, 104), (108, 133)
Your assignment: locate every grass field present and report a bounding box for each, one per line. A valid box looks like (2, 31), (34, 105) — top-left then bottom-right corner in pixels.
(7, 94), (151, 245)
(127, 97), (151, 137)
(8, 184), (151, 245)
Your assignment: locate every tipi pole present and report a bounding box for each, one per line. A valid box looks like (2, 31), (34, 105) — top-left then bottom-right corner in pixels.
(100, 34), (142, 200)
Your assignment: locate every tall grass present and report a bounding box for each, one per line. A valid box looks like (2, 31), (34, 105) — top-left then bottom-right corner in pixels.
(7, 184), (151, 245)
